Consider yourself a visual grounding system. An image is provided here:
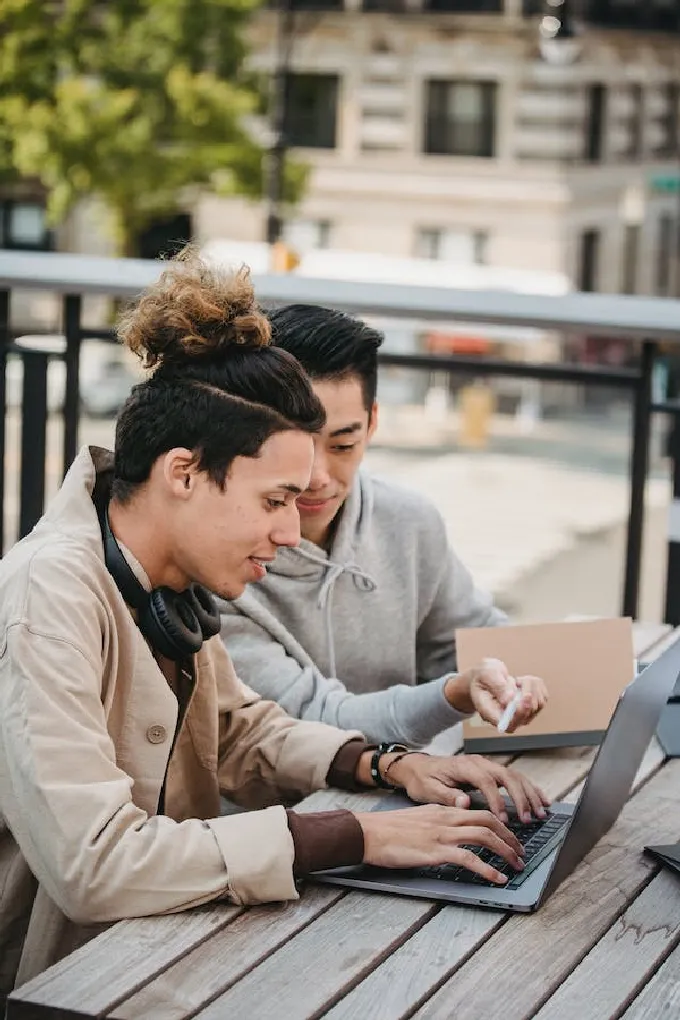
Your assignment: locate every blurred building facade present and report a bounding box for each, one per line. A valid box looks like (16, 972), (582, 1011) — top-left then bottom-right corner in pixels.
(4, 0), (679, 306)
(194, 0), (680, 298)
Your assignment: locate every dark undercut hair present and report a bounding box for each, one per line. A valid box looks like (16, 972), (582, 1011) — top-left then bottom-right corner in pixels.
(111, 248), (325, 503)
(267, 304), (384, 412)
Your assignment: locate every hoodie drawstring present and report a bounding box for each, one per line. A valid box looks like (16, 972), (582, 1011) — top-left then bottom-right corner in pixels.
(291, 546), (376, 677)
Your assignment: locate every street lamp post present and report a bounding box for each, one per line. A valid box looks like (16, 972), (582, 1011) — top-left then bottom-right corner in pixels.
(265, 0), (295, 247)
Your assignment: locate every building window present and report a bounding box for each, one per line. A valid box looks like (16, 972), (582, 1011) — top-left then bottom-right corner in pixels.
(423, 0), (502, 10)
(578, 229), (600, 292)
(415, 227), (487, 264)
(584, 83), (606, 162)
(660, 82), (679, 157)
(362, 0), (408, 9)
(625, 84), (644, 160)
(621, 224), (640, 294)
(289, 0), (344, 8)
(424, 80), (497, 158)
(586, 1), (680, 33)
(657, 214), (674, 295)
(283, 218), (332, 252)
(284, 74), (339, 149)
(137, 213), (192, 260)
(0, 200), (51, 250)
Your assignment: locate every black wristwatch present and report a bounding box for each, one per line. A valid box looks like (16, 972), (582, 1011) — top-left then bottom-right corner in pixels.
(370, 742), (409, 790)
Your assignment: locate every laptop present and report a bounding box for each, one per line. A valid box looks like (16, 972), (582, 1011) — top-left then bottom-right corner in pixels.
(311, 635), (680, 913)
(656, 672), (680, 757)
(458, 618), (636, 753)
(644, 842), (680, 877)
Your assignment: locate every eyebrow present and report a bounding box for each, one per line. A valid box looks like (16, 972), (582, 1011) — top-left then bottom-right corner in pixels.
(329, 422), (363, 438)
(281, 484), (303, 495)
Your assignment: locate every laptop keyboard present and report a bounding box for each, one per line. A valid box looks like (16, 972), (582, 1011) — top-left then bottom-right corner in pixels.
(414, 811), (571, 890)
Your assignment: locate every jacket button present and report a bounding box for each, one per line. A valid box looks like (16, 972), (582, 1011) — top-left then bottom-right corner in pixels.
(146, 724), (167, 744)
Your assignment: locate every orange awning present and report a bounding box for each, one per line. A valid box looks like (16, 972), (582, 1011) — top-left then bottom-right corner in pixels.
(425, 332), (490, 355)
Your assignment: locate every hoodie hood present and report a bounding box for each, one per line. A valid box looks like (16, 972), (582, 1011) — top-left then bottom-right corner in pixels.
(255, 471), (377, 676)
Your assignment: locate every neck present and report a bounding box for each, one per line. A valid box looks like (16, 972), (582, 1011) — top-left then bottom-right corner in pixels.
(108, 496), (188, 591)
(301, 519), (332, 551)
(301, 503), (345, 551)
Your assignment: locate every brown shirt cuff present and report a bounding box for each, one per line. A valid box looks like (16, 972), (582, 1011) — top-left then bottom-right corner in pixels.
(326, 738), (372, 791)
(286, 809), (365, 877)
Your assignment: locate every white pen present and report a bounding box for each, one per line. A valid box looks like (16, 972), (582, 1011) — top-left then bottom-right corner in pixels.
(497, 687), (523, 734)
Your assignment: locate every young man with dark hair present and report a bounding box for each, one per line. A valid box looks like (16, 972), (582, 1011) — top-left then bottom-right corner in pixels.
(0, 258), (546, 998)
(221, 305), (544, 748)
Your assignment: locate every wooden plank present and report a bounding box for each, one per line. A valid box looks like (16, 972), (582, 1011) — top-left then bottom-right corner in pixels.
(562, 737), (667, 809)
(533, 869), (680, 1020)
(7, 906), (242, 1020)
(322, 904), (505, 1020)
(294, 788), (383, 814)
(110, 885), (345, 1020)
(621, 938), (680, 1019)
(511, 745), (597, 801)
(410, 759), (680, 1020)
(191, 893), (439, 1020)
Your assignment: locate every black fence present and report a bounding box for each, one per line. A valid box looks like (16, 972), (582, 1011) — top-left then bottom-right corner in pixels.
(1, 251), (680, 622)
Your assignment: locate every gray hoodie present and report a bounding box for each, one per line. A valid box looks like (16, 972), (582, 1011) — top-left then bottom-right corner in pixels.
(220, 471), (506, 747)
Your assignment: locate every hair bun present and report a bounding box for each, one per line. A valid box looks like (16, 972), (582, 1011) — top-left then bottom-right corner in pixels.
(117, 245), (271, 369)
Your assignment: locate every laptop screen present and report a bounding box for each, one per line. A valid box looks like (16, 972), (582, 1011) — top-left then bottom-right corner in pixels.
(543, 637), (680, 900)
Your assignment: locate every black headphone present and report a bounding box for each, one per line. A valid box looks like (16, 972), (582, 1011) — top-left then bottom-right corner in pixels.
(101, 507), (222, 661)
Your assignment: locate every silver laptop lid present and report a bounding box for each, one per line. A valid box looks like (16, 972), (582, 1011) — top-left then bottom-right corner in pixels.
(542, 636), (680, 900)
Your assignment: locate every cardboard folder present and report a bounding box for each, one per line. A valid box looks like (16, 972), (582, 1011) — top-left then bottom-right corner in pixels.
(457, 617), (635, 752)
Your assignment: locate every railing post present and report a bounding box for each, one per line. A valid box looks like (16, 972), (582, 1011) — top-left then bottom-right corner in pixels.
(622, 340), (656, 619)
(0, 289), (9, 554)
(664, 411), (680, 624)
(62, 293), (82, 477)
(19, 349), (49, 538)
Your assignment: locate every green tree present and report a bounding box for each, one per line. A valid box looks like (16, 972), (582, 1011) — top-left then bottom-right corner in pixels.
(0, 0), (304, 254)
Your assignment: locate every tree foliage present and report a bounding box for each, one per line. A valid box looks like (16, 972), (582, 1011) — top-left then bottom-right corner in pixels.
(0, 0), (303, 253)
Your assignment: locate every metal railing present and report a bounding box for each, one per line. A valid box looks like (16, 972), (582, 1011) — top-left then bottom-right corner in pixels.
(2, 249), (680, 621)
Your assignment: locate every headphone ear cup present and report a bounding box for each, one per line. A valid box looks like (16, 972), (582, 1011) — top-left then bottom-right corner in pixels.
(187, 584), (222, 640)
(141, 588), (203, 660)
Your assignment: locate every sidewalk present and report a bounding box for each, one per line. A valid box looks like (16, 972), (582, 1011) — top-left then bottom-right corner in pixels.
(365, 446), (669, 623)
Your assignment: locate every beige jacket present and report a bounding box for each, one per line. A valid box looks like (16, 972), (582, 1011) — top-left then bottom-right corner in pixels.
(0, 447), (361, 994)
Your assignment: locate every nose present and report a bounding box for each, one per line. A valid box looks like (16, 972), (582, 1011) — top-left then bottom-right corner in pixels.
(271, 503), (301, 549)
(306, 445), (331, 493)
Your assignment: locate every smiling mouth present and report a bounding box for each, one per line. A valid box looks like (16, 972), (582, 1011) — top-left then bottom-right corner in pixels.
(297, 497), (335, 509)
(249, 557), (273, 568)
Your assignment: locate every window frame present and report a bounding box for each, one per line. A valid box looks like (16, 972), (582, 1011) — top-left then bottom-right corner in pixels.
(423, 79), (498, 158)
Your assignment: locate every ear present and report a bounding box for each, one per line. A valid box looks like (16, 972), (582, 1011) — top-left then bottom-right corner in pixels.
(367, 402), (379, 441)
(161, 448), (198, 499)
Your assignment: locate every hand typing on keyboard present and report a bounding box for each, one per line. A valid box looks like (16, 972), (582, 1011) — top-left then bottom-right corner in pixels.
(415, 811), (570, 890)
(382, 752), (550, 825)
(356, 804), (526, 885)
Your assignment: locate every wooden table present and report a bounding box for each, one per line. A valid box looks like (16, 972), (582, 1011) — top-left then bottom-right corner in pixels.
(7, 623), (680, 1020)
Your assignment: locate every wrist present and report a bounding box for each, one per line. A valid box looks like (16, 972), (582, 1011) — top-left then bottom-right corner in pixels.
(444, 672), (475, 714)
(354, 744), (417, 789)
(382, 750), (426, 788)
